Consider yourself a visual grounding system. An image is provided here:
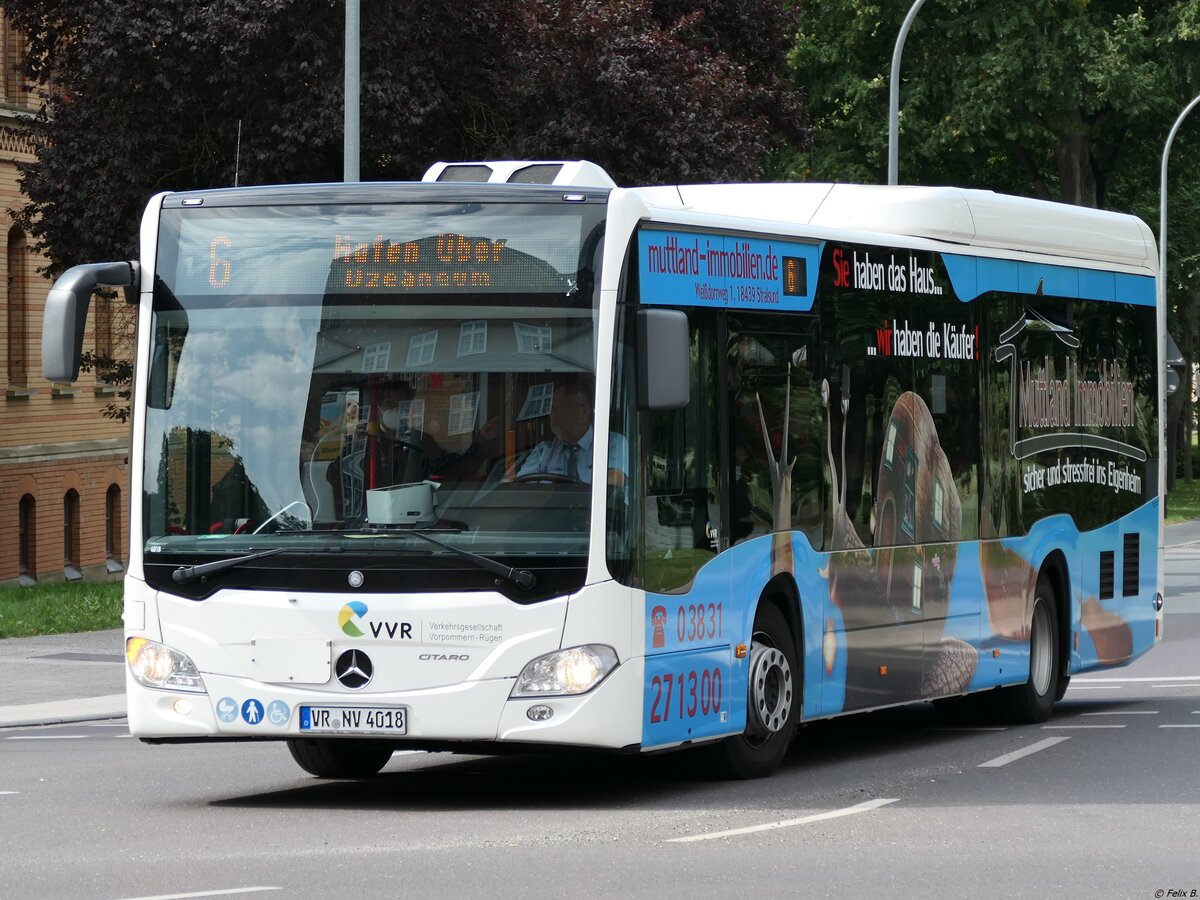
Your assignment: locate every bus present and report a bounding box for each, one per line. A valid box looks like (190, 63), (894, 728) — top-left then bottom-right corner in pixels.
(43, 160), (1165, 779)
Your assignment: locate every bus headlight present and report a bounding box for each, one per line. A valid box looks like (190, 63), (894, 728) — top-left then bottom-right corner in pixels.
(126, 638), (206, 693)
(511, 645), (619, 697)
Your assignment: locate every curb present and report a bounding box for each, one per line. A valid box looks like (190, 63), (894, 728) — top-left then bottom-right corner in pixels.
(0, 693), (126, 730)
(0, 712), (126, 730)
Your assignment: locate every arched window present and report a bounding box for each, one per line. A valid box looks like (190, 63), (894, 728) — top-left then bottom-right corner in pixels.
(63, 489), (81, 580)
(7, 226), (28, 387)
(18, 493), (36, 585)
(106, 484), (124, 572)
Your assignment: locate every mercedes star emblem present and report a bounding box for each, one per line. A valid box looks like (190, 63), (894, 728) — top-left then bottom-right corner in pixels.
(335, 649), (373, 689)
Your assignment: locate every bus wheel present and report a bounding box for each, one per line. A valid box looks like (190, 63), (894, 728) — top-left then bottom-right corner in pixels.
(990, 575), (1059, 724)
(709, 603), (798, 779)
(286, 738), (395, 778)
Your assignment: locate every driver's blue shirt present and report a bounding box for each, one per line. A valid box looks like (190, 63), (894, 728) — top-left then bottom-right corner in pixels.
(515, 426), (628, 483)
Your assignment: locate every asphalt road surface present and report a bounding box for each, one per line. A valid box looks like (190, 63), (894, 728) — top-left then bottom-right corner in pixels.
(3, 570), (1198, 899)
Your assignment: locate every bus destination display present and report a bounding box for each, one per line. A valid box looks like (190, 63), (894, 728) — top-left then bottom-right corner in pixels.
(168, 206), (585, 297)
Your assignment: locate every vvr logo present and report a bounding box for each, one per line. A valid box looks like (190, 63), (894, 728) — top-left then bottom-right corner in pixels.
(338, 601), (369, 637)
(337, 601), (414, 640)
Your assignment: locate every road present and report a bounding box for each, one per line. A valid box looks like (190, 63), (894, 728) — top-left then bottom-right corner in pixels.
(3, 556), (1199, 899)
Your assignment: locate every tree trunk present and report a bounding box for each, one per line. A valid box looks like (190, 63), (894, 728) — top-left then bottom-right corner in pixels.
(1056, 111), (1099, 208)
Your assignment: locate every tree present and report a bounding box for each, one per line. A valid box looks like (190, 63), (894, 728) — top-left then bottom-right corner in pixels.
(788, 0), (1200, 481)
(3, 0), (807, 417)
(5, 0), (808, 276)
(488, 0), (808, 185)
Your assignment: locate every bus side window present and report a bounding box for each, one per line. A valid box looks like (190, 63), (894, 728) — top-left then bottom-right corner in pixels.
(727, 317), (823, 550)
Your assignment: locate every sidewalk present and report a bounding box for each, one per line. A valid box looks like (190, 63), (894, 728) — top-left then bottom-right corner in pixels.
(0, 628), (124, 728)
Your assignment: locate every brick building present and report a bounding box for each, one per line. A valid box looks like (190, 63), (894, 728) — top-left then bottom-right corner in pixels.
(0, 13), (130, 586)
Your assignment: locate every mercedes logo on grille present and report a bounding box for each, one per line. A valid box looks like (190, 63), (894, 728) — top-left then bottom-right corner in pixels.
(335, 649), (373, 690)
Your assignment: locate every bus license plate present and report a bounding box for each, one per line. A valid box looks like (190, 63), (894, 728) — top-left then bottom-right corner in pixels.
(299, 705), (407, 735)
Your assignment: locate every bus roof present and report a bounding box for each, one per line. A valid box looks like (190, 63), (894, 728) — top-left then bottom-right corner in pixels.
(628, 182), (1157, 272)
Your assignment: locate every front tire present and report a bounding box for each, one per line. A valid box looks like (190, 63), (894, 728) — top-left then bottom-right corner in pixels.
(287, 738), (395, 778)
(708, 603), (798, 779)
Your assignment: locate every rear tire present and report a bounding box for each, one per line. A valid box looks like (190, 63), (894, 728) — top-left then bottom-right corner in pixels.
(707, 603), (798, 779)
(287, 738), (395, 778)
(988, 574), (1059, 724)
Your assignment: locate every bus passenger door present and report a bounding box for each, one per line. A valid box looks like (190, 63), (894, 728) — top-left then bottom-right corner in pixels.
(629, 308), (735, 747)
(725, 314), (825, 715)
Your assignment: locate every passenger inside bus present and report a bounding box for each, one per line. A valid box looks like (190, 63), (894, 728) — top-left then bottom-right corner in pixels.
(373, 377), (500, 484)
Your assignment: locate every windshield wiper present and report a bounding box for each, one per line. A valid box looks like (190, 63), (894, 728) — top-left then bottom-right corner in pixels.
(172, 548), (284, 585)
(387, 529), (537, 590)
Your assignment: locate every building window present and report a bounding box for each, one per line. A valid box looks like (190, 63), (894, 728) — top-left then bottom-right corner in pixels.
(18, 493), (36, 585)
(3, 18), (30, 107)
(447, 391), (479, 436)
(407, 330), (438, 367)
(519, 382), (554, 421)
(7, 226), (28, 386)
(95, 294), (115, 361)
(64, 489), (82, 580)
(458, 321), (487, 356)
(362, 341), (391, 373)
(514, 323), (552, 354)
(106, 484), (124, 573)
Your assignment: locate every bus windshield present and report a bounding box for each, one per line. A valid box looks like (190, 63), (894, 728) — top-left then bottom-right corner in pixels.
(142, 199), (607, 594)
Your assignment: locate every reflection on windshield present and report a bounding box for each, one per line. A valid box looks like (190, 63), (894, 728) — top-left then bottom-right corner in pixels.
(143, 303), (602, 564)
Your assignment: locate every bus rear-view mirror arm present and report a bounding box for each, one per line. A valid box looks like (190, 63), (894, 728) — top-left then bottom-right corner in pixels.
(636, 308), (689, 410)
(42, 261), (140, 383)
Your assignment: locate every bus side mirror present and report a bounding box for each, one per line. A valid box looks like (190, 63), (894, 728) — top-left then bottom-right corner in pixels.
(42, 261), (139, 383)
(636, 308), (689, 410)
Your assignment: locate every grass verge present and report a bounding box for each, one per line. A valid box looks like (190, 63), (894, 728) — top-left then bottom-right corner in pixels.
(1166, 479), (1200, 524)
(0, 581), (122, 639)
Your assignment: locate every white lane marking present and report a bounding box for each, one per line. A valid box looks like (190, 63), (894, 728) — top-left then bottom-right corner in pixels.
(926, 726), (1009, 732)
(1152, 684), (1200, 689)
(666, 798), (898, 843)
(1065, 685), (1123, 691)
(1043, 724), (1126, 729)
(114, 888), (281, 900)
(1081, 710), (1159, 716)
(1074, 676), (1200, 683)
(4, 735), (88, 740)
(1159, 724), (1200, 729)
(978, 737), (1070, 768)
(390, 750), (424, 756)
(0, 791), (17, 795)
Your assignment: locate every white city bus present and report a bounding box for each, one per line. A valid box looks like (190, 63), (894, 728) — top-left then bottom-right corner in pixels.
(44, 161), (1165, 779)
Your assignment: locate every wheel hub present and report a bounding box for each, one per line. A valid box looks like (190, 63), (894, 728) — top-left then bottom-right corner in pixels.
(747, 641), (793, 737)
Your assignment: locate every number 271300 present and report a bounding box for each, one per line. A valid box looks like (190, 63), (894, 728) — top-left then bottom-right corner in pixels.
(649, 668), (723, 723)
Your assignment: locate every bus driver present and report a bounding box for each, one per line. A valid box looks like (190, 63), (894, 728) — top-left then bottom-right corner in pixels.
(516, 377), (627, 486)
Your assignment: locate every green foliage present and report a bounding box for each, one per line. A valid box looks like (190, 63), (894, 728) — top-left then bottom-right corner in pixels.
(789, 0), (1200, 210)
(1166, 477), (1200, 524)
(0, 581), (123, 638)
(3, 0), (809, 277)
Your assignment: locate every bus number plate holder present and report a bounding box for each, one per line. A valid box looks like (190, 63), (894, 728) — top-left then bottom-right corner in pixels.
(299, 705), (408, 735)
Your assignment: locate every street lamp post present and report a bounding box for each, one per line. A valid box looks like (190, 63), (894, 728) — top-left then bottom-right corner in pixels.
(1158, 93), (1200, 519)
(344, 0), (360, 183)
(888, 0), (930, 186)
(1159, 93), (1200, 311)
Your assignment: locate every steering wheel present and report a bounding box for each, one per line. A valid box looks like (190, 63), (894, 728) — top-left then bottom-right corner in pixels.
(513, 472), (581, 485)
